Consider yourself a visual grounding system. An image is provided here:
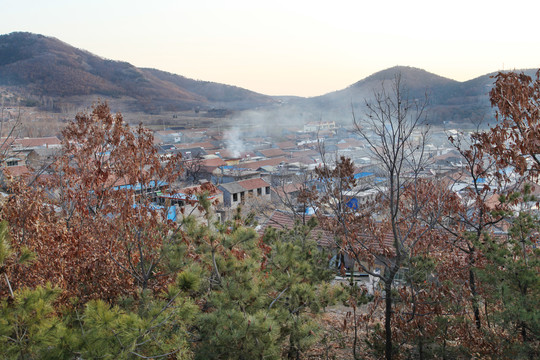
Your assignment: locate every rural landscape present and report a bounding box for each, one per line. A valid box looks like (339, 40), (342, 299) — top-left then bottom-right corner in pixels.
(0, 31), (538, 359)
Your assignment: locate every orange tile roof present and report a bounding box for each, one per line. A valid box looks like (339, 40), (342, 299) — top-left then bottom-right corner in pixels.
(1, 137), (61, 149)
(237, 177), (270, 190)
(14, 137), (61, 148)
(201, 157), (227, 168)
(276, 141), (297, 150)
(3, 165), (31, 177)
(259, 148), (286, 158)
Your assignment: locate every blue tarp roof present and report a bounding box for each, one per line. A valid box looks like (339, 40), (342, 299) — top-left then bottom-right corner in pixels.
(113, 180), (168, 191)
(354, 172), (374, 179)
(132, 202), (177, 222)
(159, 192), (198, 201)
(346, 198), (358, 210)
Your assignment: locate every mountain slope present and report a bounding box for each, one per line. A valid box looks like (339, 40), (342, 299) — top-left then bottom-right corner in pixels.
(0, 32), (536, 124)
(0, 32), (275, 113)
(281, 66), (536, 126)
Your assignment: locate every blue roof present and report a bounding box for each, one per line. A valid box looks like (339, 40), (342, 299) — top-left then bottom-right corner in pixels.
(159, 192), (198, 201)
(346, 198), (358, 210)
(132, 203), (176, 222)
(167, 205), (176, 221)
(354, 172), (374, 179)
(113, 180), (168, 191)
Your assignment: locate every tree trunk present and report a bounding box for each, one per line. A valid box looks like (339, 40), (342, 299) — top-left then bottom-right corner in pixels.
(385, 280), (393, 360)
(469, 268), (481, 329)
(353, 302), (359, 360)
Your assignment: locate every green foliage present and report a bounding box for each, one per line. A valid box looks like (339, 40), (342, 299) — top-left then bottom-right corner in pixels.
(197, 309), (280, 360)
(77, 295), (196, 360)
(0, 284), (198, 359)
(0, 284), (70, 359)
(477, 210), (540, 358)
(262, 222), (338, 358)
(193, 219), (338, 359)
(175, 269), (202, 293)
(0, 220), (11, 266)
(0, 207), (338, 359)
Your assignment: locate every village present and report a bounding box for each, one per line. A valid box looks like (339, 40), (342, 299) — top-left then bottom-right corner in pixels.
(1, 85), (538, 358)
(1, 116), (528, 278)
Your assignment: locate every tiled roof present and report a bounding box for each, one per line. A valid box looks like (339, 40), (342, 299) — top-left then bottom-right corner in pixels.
(200, 158), (227, 172)
(175, 142), (218, 150)
(212, 149), (256, 160)
(258, 148), (286, 158)
(219, 182), (245, 194)
(237, 177), (270, 190)
(2, 165), (31, 177)
(1, 137), (61, 149)
(290, 149), (319, 158)
(276, 141), (297, 150)
(201, 157), (227, 167)
(219, 178), (270, 194)
(241, 157), (287, 169)
(259, 210), (335, 247)
(15, 137), (61, 148)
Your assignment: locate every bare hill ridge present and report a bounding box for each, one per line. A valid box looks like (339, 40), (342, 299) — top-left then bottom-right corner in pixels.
(0, 32), (536, 123)
(0, 32), (276, 113)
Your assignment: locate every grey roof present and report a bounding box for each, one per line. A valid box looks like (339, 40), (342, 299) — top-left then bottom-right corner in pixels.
(218, 182), (246, 194)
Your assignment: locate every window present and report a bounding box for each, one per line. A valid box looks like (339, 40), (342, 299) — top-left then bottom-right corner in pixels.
(6, 160), (18, 167)
(233, 193), (238, 202)
(257, 188), (262, 196)
(265, 186), (270, 195)
(240, 192), (245, 202)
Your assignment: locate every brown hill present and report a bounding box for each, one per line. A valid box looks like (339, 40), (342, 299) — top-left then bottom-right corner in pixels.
(279, 66), (538, 126)
(0, 32), (275, 113)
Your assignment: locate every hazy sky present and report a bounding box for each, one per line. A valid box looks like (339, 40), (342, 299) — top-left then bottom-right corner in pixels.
(2, 0), (539, 97)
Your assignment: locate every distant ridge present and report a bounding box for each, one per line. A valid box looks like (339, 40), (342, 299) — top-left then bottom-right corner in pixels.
(288, 66), (538, 125)
(0, 32), (276, 113)
(0, 32), (537, 123)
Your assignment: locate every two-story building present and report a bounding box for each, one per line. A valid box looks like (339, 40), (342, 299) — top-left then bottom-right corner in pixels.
(218, 178), (271, 209)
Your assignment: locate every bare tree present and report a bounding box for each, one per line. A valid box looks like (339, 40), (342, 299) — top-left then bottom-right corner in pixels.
(314, 74), (447, 359)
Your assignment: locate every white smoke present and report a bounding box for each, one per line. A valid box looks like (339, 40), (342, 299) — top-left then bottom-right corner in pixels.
(225, 127), (246, 158)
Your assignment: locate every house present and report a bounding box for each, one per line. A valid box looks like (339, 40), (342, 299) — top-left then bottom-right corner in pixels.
(303, 121), (336, 133)
(175, 141), (218, 151)
(155, 130), (182, 144)
(11, 137), (62, 150)
(276, 141), (297, 150)
(177, 147), (208, 160)
(258, 210), (334, 248)
(157, 183), (223, 222)
(240, 157), (288, 170)
(198, 157), (227, 181)
(218, 178), (271, 209)
(256, 148), (287, 159)
(212, 167), (261, 185)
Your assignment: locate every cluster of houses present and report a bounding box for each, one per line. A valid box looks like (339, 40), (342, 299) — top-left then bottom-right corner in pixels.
(2, 121), (533, 282)
(0, 136), (61, 178)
